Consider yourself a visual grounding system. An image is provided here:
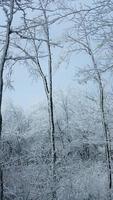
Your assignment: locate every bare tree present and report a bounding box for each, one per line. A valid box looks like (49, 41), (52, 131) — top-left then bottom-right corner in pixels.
(0, 0), (14, 137)
(0, 0), (31, 198)
(9, 0), (58, 199)
(40, 2), (57, 199)
(0, 1), (15, 199)
(66, 11), (112, 199)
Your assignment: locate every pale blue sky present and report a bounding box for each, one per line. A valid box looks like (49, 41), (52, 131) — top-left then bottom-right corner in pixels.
(2, 2), (89, 111)
(3, 54), (78, 111)
(2, 0), (111, 112)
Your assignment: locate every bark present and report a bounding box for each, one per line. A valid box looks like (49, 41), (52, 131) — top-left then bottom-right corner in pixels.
(48, 60), (57, 200)
(99, 80), (112, 199)
(0, 169), (3, 200)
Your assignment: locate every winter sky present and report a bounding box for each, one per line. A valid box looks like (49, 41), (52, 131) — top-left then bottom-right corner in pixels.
(2, 1), (89, 111)
(3, 0), (111, 112)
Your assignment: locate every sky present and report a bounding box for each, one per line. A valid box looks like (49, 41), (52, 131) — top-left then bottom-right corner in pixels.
(3, 52), (86, 111)
(1, 0), (90, 112)
(1, 0), (111, 112)
(3, 61), (74, 110)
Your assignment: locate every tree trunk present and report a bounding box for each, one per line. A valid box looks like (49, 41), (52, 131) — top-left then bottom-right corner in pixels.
(41, 6), (57, 199)
(0, 1), (14, 199)
(48, 36), (57, 200)
(0, 169), (3, 200)
(0, 74), (3, 200)
(90, 50), (112, 199)
(99, 84), (112, 199)
(0, 75), (3, 139)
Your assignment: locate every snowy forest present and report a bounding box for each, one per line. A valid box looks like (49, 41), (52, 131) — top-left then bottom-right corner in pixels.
(0, 0), (113, 199)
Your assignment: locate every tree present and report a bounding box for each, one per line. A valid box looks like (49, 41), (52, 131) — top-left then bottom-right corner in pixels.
(0, 0), (32, 198)
(0, 1), (15, 199)
(9, 0), (59, 198)
(0, 0), (14, 137)
(65, 10), (112, 199)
